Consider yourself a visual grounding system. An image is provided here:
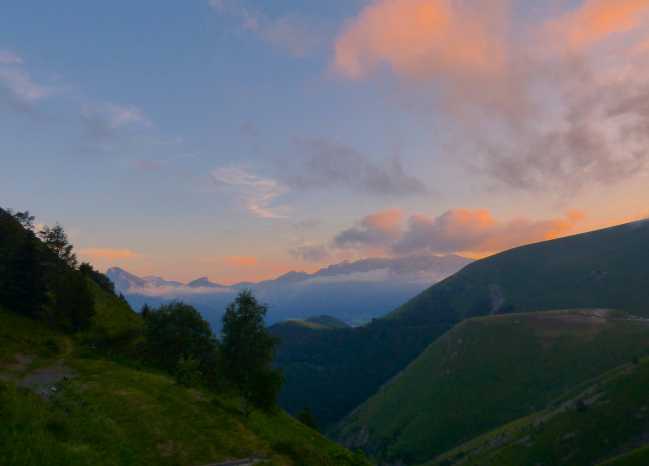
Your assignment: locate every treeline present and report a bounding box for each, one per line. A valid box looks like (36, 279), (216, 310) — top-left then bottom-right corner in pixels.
(0, 207), (126, 333)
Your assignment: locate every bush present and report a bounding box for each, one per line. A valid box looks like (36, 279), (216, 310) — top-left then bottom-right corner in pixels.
(175, 355), (203, 388)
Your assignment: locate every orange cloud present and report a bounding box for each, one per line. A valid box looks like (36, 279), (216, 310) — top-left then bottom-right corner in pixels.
(223, 256), (258, 266)
(335, 207), (588, 256)
(199, 256), (259, 266)
(361, 206), (404, 238)
(558, 0), (649, 47)
(394, 208), (588, 255)
(78, 249), (141, 259)
(333, 0), (508, 81)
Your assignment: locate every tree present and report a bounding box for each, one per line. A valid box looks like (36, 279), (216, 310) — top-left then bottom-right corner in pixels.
(38, 223), (77, 269)
(220, 290), (284, 416)
(7, 209), (35, 231)
(0, 209), (49, 315)
(55, 270), (96, 333)
(79, 262), (117, 297)
(3, 229), (49, 316)
(141, 301), (218, 376)
(296, 406), (321, 433)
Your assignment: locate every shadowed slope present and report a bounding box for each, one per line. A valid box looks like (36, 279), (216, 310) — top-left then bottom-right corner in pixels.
(333, 309), (649, 465)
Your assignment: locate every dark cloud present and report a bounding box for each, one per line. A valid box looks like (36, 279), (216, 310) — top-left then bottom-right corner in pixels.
(288, 244), (331, 262)
(280, 138), (429, 197)
(473, 77), (649, 196)
(292, 218), (323, 230)
(241, 121), (259, 137)
(332, 227), (397, 249)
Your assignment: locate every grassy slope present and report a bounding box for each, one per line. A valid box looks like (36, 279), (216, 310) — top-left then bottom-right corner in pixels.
(305, 315), (352, 329)
(0, 289), (370, 466)
(273, 320), (331, 331)
(426, 354), (649, 466)
(332, 309), (649, 465)
(387, 220), (649, 321)
(0, 305), (66, 366)
(273, 220), (649, 429)
(86, 279), (144, 337)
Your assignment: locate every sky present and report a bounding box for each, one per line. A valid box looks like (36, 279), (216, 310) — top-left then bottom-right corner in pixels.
(2, 0), (649, 285)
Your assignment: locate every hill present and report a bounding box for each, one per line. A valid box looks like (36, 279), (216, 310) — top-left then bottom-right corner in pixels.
(423, 348), (649, 466)
(332, 309), (649, 464)
(0, 304), (370, 466)
(387, 219), (649, 321)
(273, 219), (649, 429)
(305, 315), (352, 329)
(0, 207), (370, 466)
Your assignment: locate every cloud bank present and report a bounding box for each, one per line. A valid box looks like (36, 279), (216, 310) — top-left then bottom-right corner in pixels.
(334, 207), (587, 255)
(333, 0), (649, 196)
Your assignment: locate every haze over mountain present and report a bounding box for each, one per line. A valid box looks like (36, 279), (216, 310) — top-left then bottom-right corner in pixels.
(106, 253), (474, 329)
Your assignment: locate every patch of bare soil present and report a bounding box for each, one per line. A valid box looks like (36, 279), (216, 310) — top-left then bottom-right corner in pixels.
(0, 353), (36, 381)
(18, 359), (79, 387)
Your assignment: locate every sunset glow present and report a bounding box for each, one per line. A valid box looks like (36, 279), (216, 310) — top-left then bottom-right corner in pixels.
(1, 0), (648, 284)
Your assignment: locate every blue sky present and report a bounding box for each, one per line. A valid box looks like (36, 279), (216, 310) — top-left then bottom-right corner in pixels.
(2, 0), (649, 284)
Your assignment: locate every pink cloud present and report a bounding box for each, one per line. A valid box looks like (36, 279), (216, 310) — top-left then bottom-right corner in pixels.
(137, 158), (161, 170)
(79, 249), (141, 259)
(199, 256), (259, 266)
(332, 1), (649, 197)
(334, 208), (588, 256)
(551, 0), (649, 48)
(361, 206), (404, 238)
(333, 0), (508, 81)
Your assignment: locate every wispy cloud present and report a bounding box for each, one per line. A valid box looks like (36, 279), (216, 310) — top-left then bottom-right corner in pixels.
(333, 207), (588, 256)
(137, 158), (162, 170)
(212, 166), (291, 218)
(292, 218), (323, 230)
(79, 249), (142, 259)
(0, 49), (22, 64)
(202, 256), (260, 266)
(0, 49), (52, 119)
(208, 1), (322, 57)
(0, 69), (51, 99)
(288, 243), (331, 262)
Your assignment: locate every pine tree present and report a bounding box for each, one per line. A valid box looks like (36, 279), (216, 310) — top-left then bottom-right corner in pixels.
(3, 230), (49, 316)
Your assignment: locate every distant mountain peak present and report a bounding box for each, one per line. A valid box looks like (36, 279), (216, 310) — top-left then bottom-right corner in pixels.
(186, 277), (227, 288)
(274, 270), (310, 283)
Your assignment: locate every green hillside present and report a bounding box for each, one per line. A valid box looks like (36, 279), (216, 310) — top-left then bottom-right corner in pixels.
(0, 298), (370, 466)
(0, 208), (370, 466)
(388, 220), (649, 321)
(305, 315), (352, 329)
(425, 352), (649, 466)
(274, 219), (649, 429)
(332, 309), (649, 465)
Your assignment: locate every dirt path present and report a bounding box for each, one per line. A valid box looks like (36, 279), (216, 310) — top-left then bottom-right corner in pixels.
(0, 337), (78, 397)
(193, 460), (269, 466)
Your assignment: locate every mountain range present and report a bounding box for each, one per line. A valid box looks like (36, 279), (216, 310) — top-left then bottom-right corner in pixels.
(106, 253), (474, 330)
